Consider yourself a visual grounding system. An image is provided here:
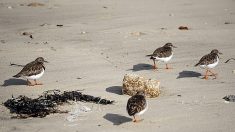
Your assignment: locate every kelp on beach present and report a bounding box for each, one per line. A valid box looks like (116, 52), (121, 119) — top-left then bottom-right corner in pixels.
(4, 90), (114, 118)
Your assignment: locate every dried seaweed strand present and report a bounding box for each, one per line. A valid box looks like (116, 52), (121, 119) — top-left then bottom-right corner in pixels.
(4, 90), (114, 118)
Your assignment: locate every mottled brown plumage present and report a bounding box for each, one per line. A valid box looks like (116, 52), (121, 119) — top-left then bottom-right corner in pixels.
(13, 57), (48, 86)
(195, 49), (222, 80)
(147, 43), (174, 58)
(13, 57), (46, 78)
(127, 91), (147, 122)
(146, 43), (176, 69)
(195, 49), (221, 67)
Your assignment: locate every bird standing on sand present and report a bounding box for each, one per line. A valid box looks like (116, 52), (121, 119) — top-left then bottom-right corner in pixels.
(195, 49), (222, 80)
(126, 91), (147, 123)
(13, 57), (48, 86)
(146, 43), (177, 69)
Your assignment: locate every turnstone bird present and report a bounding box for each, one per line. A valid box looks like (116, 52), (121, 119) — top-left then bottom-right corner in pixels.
(195, 49), (222, 80)
(146, 43), (177, 69)
(126, 91), (147, 123)
(13, 57), (48, 86)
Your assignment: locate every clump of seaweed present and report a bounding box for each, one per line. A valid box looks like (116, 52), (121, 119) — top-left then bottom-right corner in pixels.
(4, 90), (114, 118)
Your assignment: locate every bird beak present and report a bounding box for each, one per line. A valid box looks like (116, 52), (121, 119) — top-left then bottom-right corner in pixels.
(44, 60), (49, 63)
(219, 52), (222, 55)
(172, 45), (177, 48)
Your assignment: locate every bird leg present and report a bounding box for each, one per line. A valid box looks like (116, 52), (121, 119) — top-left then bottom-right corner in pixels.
(153, 59), (157, 69)
(34, 79), (43, 85)
(208, 70), (217, 79)
(133, 116), (141, 123)
(27, 79), (35, 86)
(202, 69), (209, 80)
(165, 64), (172, 69)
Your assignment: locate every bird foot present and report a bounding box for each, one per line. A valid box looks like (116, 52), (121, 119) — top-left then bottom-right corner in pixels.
(35, 82), (43, 85)
(133, 119), (143, 123)
(153, 65), (158, 69)
(27, 82), (35, 86)
(202, 76), (209, 80)
(27, 80), (35, 86)
(165, 67), (173, 70)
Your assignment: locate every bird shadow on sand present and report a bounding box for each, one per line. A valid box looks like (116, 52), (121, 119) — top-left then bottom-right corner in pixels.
(127, 63), (153, 71)
(103, 113), (132, 125)
(2, 78), (27, 86)
(106, 86), (123, 95)
(177, 70), (202, 79)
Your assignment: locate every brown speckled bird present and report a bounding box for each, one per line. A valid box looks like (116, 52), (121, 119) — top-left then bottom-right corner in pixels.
(13, 57), (48, 86)
(195, 49), (222, 80)
(126, 91), (147, 123)
(146, 43), (177, 69)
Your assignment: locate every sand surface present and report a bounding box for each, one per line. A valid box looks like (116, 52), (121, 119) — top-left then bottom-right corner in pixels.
(0, 0), (235, 131)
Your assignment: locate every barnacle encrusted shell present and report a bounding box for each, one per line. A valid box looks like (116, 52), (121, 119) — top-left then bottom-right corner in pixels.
(122, 74), (160, 98)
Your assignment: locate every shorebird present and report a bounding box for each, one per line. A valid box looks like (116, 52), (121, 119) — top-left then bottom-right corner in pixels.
(195, 49), (222, 80)
(13, 57), (48, 86)
(146, 43), (177, 69)
(126, 91), (147, 123)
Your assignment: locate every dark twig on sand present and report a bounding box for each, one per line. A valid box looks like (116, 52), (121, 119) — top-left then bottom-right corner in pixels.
(10, 63), (25, 67)
(225, 58), (235, 63)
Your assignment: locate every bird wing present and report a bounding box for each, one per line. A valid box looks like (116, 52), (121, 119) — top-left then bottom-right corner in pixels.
(195, 53), (217, 66)
(152, 46), (172, 58)
(15, 61), (44, 77)
(126, 95), (146, 116)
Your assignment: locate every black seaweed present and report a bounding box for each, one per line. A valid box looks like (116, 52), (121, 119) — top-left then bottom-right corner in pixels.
(223, 95), (235, 102)
(4, 90), (114, 118)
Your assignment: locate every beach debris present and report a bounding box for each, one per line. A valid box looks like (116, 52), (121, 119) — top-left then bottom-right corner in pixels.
(27, 2), (45, 7)
(224, 22), (231, 24)
(81, 31), (87, 34)
(224, 58), (235, 63)
(22, 32), (32, 36)
(130, 32), (146, 36)
(7, 6), (13, 9)
(223, 95), (235, 102)
(56, 24), (63, 27)
(4, 90), (114, 118)
(50, 47), (56, 51)
(122, 74), (160, 98)
(29, 35), (33, 39)
(4, 95), (65, 118)
(10, 63), (25, 67)
(178, 26), (189, 30)
(40, 23), (50, 26)
(43, 42), (48, 44)
(66, 103), (92, 122)
(160, 28), (167, 30)
(103, 6), (108, 9)
(22, 32), (33, 39)
(0, 40), (6, 44)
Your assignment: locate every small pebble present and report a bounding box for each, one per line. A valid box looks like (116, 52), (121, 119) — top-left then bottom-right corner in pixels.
(0, 40), (6, 44)
(224, 22), (231, 24)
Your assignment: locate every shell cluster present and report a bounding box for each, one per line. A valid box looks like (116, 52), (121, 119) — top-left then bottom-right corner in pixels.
(122, 74), (160, 98)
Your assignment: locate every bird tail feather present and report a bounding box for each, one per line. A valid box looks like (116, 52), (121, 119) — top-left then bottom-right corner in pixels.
(13, 74), (21, 78)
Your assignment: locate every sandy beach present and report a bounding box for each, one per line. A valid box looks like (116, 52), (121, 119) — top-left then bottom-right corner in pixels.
(0, 0), (235, 131)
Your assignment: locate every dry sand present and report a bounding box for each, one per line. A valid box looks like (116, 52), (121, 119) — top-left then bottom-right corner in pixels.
(0, 0), (235, 131)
